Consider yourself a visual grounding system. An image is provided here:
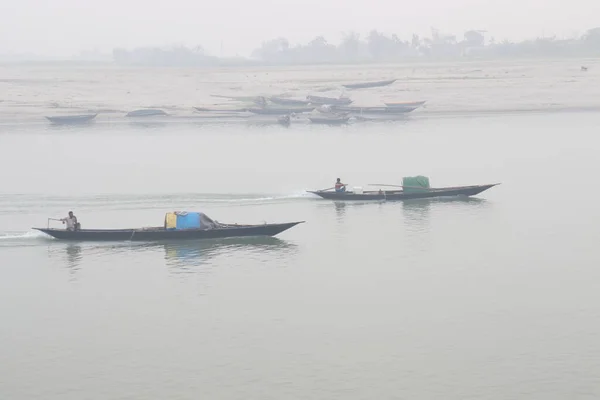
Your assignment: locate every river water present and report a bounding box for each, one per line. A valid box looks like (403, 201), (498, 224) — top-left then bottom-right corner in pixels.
(1, 60), (600, 399)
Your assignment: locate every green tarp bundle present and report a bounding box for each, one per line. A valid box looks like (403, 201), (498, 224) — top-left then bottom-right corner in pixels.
(402, 176), (431, 193)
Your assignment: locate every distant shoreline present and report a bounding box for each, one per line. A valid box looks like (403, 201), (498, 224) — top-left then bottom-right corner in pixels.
(0, 55), (596, 69)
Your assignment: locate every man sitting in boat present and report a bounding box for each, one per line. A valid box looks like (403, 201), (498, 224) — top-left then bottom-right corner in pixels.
(61, 211), (80, 231)
(335, 178), (347, 192)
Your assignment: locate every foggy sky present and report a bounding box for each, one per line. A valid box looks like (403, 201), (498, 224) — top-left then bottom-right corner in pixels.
(2, 0), (599, 57)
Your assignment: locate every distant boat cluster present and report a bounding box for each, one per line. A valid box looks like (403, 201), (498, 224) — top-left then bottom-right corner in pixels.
(44, 79), (427, 126)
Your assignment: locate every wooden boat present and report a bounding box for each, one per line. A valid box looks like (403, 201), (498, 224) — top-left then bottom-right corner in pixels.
(306, 95), (353, 106)
(210, 94), (263, 102)
(342, 79), (396, 89)
(308, 184), (499, 201)
(45, 114), (97, 124)
(331, 105), (419, 114)
(269, 96), (311, 106)
(35, 211), (303, 242)
(384, 101), (426, 108)
(308, 115), (350, 125)
(126, 109), (168, 117)
(194, 106), (249, 113)
(248, 107), (314, 115)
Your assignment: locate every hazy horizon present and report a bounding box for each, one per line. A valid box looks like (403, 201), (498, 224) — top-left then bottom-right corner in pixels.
(2, 0), (599, 58)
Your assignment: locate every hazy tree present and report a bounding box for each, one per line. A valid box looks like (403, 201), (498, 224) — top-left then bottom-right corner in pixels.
(339, 31), (361, 60)
(583, 27), (600, 53)
(251, 37), (290, 61)
(464, 30), (485, 47)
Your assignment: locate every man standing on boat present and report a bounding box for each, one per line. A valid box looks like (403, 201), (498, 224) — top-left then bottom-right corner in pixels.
(335, 178), (347, 193)
(61, 211), (80, 231)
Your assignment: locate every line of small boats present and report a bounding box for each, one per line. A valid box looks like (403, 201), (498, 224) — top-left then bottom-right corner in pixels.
(35, 177), (499, 242)
(45, 109), (169, 125)
(45, 99), (426, 126)
(43, 78), (424, 126)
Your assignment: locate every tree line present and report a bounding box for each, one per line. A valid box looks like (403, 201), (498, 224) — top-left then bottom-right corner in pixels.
(113, 27), (600, 67)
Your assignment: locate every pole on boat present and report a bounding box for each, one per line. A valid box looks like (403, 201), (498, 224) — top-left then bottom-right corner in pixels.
(47, 218), (61, 228)
(318, 186), (336, 192)
(368, 183), (404, 188)
(368, 183), (436, 190)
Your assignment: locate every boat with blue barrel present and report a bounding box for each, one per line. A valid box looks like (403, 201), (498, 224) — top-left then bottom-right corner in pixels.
(35, 211), (304, 241)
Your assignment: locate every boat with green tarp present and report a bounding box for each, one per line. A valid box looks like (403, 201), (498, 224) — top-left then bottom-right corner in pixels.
(308, 176), (499, 201)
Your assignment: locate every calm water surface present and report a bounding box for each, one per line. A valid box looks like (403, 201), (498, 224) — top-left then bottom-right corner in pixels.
(1, 110), (600, 399)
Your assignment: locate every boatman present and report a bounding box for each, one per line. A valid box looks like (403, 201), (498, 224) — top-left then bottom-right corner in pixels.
(61, 211), (80, 231)
(335, 178), (347, 193)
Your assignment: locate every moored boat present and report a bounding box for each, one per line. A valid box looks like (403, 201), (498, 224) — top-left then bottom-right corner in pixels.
(306, 95), (353, 106)
(269, 96), (311, 106)
(126, 109), (168, 117)
(210, 94), (263, 102)
(384, 101), (427, 108)
(34, 211), (304, 242)
(331, 105), (419, 114)
(342, 79), (396, 89)
(194, 106), (249, 113)
(248, 107), (315, 115)
(45, 114), (97, 124)
(308, 114), (350, 125)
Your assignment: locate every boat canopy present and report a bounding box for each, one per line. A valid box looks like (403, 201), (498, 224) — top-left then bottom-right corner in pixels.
(164, 212), (219, 230)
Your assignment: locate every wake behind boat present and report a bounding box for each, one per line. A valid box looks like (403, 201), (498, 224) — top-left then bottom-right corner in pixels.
(35, 211), (304, 241)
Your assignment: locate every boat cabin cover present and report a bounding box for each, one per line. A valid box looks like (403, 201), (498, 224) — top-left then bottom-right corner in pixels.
(164, 212), (219, 230)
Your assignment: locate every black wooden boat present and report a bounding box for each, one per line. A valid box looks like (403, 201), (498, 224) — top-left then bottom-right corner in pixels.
(342, 79), (396, 89)
(308, 184), (499, 201)
(194, 106), (249, 113)
(331, 105), (419, 114)
(308, 115), (350, 125)
(45, 114), (97, 124)
(384, 100), (426, 108)
(269, 96), (311, 106)
(126, 109), (168, 117)
(248, 107), (314, 115)
(34, 211), (304, 242)
(306, 95), (353, 106)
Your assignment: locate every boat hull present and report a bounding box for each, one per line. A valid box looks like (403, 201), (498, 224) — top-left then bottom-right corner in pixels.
(45, 114), (97, 124)
(269, 97), (311, 106)
(342, 79), (396, 89)
(308, 184), (499, 201)
(384, 101), (426, 108)
(332, 105), (418, 114)
(308, 116), (350, 125)
(126, 109), (168, 117)
(248, 107), (314, 115)
(34, 222), (304, 242)
(306, 96), (353, 106)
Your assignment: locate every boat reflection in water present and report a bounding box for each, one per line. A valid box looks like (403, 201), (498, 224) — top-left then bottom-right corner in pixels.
(49, 237), (297, 277)
(163, 237), (297, 270)
(64, 243), (83, 275)
(402, 197), (489, 226)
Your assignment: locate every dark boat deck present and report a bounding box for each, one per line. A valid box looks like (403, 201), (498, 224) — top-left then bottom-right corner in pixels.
(308, 184), (499, 201)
